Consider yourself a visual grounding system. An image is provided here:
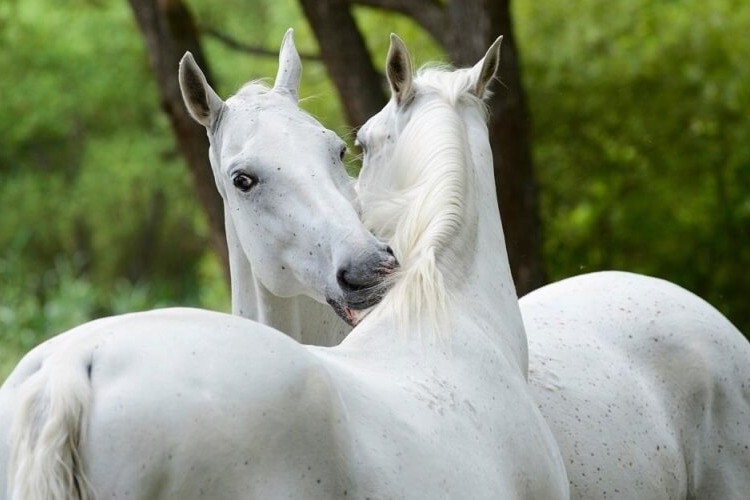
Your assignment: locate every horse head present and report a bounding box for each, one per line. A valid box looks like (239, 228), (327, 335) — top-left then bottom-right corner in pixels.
(178, 30), (397, 326)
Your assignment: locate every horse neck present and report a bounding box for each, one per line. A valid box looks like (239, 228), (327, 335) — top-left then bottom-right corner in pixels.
(463, 114), (529, 375)
(225, 209), (350, 347)
(356, 96), (528, 375)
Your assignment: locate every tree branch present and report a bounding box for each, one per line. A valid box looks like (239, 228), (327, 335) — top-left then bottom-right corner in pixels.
(349, 0), (447, 46)
(201, 26), (323, 62)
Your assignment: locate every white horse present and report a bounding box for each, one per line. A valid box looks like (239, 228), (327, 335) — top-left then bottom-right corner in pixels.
(0, 33), (570, 500)
(358, 35), (750, 499)
(199, 29), (390, 346)
(0, 30), (397, 499)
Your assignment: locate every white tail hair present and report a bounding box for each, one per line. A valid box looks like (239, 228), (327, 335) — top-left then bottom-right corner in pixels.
(9, 357), (95, 499)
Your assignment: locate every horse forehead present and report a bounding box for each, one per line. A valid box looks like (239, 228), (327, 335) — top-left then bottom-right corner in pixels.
(218, 98), (331, 155)
(361, 102), (399, 139)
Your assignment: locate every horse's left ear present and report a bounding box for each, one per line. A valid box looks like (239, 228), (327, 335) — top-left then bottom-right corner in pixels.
(273, 28), (302, 102)
(471, 35), (503, 99)
(179, 51), (225, 129)
(386, 33), (414, 106)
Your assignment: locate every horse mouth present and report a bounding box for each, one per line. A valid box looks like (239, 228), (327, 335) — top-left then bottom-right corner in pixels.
(329, 249), (399, 326)
(327, 297), (359, 327)
(327, 283), (389, 327)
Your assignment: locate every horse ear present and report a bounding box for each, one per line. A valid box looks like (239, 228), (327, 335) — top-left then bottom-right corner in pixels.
(179, 51), (225, 129)
(273, 28), (302, 102)
(386, 33), (414, 105)
(471, 35), (503, 99)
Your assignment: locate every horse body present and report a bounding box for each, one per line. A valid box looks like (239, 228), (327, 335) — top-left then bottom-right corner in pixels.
(523, 271), (750, 499)
(0, 310), (554, 499)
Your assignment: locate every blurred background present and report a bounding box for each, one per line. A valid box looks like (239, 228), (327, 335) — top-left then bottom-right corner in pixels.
(1, 0), (748, 378)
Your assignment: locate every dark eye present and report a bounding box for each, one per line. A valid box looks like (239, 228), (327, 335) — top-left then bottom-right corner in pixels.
(232, 173), (256, 192)
(339, 145), (347, 161)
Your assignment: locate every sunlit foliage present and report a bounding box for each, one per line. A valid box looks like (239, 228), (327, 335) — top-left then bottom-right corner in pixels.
(515, 0), (750, 333)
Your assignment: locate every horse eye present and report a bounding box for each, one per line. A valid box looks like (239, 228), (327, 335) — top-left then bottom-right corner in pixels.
(339, 145), (347, 161)
(232, 173), (255, 192)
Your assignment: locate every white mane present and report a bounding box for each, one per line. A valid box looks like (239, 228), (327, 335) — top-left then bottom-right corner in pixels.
(362, 67), (489, 335)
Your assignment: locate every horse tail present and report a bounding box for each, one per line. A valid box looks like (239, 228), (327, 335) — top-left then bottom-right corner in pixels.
(8, 355), (96, 500)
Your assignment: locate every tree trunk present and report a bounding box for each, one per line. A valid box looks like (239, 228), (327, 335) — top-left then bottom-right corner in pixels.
(298, 0), (388, 129)
(446, 0), (545, 295)
(126, 0), (229, 281)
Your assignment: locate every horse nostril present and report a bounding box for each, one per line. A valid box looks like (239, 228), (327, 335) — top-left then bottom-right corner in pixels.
(382, 245), (399, 270)
(337, 267), (357, 291)
(338, 264), (378, 292)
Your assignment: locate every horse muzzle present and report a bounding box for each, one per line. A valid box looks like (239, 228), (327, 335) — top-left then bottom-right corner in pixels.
(329, 244), (399, 325)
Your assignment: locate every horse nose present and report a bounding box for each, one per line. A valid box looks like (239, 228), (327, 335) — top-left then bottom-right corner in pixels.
(336, 244), (399, 307)
(337, 246), (398, 288)
(337, 267), (365, 293)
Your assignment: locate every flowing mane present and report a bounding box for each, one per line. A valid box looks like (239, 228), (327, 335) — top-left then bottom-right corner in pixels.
(361, 66), (490, 335)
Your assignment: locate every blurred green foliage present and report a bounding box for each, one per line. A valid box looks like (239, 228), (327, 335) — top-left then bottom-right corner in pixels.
(0, 0), (226, 376)
(515, 0), (750, 334)
(1, 0), (748, 379)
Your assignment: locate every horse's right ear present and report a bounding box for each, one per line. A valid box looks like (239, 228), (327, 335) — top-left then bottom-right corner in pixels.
(470, 36), (503, 99)
(386, 33), (414, 106)
(273, 28), (302, 102)
(179, 52), (225, 129)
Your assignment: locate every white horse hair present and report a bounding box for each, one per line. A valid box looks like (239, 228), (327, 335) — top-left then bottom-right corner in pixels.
(357, 34), (750, 500)
(0, 33), (571, 499)
(361, 92), (470, 336)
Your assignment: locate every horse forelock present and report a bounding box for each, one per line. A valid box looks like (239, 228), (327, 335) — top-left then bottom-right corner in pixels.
(415, 65), (491, 118)
(209, 81), (267, 137)
(235, 80), (273, 98)
(364, 71), (482, 337)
